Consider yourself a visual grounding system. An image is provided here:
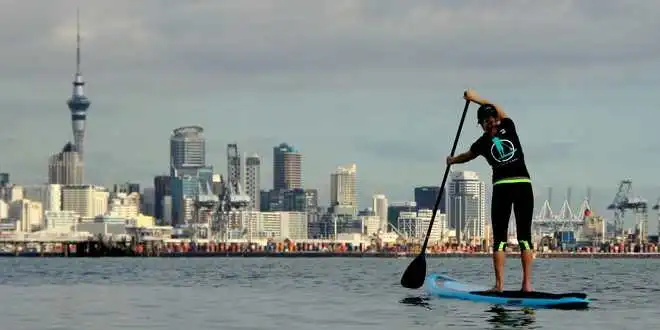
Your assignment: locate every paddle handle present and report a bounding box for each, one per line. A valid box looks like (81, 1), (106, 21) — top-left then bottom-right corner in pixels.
(420, 98), (471, 252)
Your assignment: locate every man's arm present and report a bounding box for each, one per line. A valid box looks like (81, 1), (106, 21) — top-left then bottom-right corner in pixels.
(465, 89), (508, 119)
(450, 150), (477, 164)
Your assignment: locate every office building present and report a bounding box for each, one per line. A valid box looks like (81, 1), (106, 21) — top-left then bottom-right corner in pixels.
(61, 185), (109, 219)
(153, 175), (172, 222)
(414, 186), (445, 213)
(245, 154), (261, 211)
(448, 171), (486, 243)
(22, 184), (62, 212)
(330, 163), (357, 212)
(273, 143), (302, 190)
(9, 199), (44, 232)
(170, 126), (206, 176)
(48, 142), (84, 185)
(372, 194), (388, 232)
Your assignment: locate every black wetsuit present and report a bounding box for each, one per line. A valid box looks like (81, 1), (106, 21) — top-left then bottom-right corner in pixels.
(469, 117), (534, 251)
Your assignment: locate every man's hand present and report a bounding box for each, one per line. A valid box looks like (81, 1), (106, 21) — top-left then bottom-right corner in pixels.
(446, 156), (455, 165)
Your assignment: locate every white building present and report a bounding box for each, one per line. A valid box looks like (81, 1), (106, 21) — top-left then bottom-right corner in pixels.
(359, 214), (382, 236)
(45, 210), (81, 232)
(0, 200), (8, 219)
(372, 194), (388, 232)
(9, 199), (43, 232)
(260, 211), (308, 240)
(62, 185), (109, 219)
(108, 192), (140, 219)
(397, 209), (447, 243)
(23, 184), (62, 212)
(448, 170), (487, 243)
(330, 163), (357, 213)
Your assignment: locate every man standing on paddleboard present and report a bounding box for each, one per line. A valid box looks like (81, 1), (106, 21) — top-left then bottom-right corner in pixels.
(446, 88), (534, 292)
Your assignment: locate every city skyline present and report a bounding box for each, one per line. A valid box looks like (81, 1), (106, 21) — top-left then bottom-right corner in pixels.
(1, 1), (660, 225)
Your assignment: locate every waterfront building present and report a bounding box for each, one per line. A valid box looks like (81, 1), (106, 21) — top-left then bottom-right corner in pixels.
(448, 170), (486, 244)
(61, 185), (109, 219)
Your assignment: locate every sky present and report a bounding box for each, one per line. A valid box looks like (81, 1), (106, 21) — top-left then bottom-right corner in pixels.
(0, 0), (659, 232)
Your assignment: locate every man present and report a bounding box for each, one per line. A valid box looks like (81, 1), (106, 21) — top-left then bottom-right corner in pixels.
(446, 89), (534, 292)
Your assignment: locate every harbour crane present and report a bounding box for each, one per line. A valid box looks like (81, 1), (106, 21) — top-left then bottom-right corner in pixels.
(652, 198), (660, 238)
(214, 144), (251, 240)
(606, 180), (648, 241)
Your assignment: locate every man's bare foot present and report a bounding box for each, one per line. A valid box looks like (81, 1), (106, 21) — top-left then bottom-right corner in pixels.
(521, 284), (533, 292)
(485, 286), (503, 293)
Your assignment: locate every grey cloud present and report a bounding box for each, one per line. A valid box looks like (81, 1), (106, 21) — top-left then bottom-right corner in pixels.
(2, 0), (660, 85)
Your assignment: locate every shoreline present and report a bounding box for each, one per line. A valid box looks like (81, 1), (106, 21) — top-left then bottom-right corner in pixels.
(2, 251), (660, 258)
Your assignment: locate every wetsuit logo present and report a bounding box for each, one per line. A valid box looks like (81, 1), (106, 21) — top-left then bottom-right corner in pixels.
(490, 137), (516, 163)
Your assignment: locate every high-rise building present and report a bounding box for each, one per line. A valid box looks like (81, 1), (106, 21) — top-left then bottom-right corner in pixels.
(372, 194), (388, 232)
(113, 182), (140, 194)
(0, 173), (9, 185)
(61, 185), (109, 219)
(387, 201), (416, 231)
(448, 170), (486, 243)
(153, 175), (171, 222)
(22, 184), (62, 212)
(273, 143), (302, 190)
(245, 154), (261, 211)
(330, 163), (357, 209)
(170, 173), (215, 226)
(170, 126), (206, 177)
(414, 186), (445, 213)
(67, 10), (91, 159)
(9, 199), (43, 232)
(48, 142), (84, 185)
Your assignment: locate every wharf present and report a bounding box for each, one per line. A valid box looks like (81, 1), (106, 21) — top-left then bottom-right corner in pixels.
(1, 250), (659, 258)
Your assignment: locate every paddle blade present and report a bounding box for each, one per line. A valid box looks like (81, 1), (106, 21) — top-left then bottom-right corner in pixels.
(400, 254), (427, 289)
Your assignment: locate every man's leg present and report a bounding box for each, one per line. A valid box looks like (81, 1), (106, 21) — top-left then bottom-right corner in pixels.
(513, 182), (535, 292)
(490, 184), (512, 291)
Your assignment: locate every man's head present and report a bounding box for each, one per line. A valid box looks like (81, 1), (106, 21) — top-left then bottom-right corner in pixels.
(477, 104), (499, 135)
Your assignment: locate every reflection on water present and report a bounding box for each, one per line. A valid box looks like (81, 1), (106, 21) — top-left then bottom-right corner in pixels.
(399, 295), (433, 310)
(485, 306), (538, 329)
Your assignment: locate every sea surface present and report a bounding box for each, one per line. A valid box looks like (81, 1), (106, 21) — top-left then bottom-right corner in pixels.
(0, 257), (657, 330)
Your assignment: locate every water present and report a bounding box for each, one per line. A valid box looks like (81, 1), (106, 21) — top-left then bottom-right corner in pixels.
(0, 257), (657, 330)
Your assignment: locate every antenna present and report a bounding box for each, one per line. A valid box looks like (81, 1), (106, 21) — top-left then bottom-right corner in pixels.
(76, 7), (81, 74)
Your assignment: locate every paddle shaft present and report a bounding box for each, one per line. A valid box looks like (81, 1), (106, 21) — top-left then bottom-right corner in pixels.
(419, 99), (471, 253)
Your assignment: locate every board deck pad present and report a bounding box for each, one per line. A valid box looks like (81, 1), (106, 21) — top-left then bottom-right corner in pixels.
(424, 273), (589, 309)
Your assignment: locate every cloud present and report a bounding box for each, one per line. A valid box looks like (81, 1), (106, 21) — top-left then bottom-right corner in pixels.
(0, 0), (658, 211)
(2, 0), (659, 88)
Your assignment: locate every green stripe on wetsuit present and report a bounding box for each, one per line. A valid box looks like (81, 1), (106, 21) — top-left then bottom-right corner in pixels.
(493, 178), (531, 185)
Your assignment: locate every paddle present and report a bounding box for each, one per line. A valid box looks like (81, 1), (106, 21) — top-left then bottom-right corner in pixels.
(400, 96), (471, 289)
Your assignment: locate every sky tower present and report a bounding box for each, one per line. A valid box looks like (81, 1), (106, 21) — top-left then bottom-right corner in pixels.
(66, 9), (91, 159)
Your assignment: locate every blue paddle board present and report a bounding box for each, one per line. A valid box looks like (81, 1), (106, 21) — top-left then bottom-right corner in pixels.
(424, 273), (589, 309)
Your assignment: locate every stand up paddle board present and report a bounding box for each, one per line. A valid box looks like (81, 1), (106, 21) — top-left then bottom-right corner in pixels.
(424, 273), (589, 310)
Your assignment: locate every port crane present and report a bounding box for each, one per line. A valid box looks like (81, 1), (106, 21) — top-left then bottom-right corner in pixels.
(652, 198), (660, 238)
(606, 180), (648, 242)
(214, 143), (251, 240)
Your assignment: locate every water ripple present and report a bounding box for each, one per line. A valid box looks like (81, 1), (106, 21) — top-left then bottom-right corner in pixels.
(0, 258), (657, 330)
